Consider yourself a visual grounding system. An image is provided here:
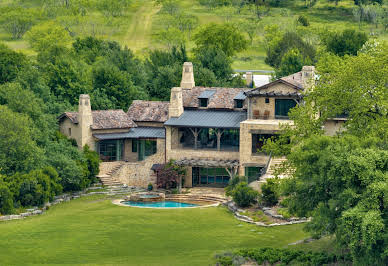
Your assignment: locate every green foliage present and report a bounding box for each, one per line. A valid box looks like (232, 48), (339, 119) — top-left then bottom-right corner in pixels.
(225, 175), (247, 196)
(216, 247), (351, 265)
(83, 145), (100, 183)
(259, 178), (280, 207)
(265, 31), (316, 68)
(323, 29), (368, 56)
(25, 21), (72, 52)
(0, 43), (27, 84)
(231, 182), (258, 207)
(193, 23), (248, 57)
(297, 15), (310, 26)
(0, 7), (39, 39)
(0, 182), (14, 215)
(275, 48), (306, 78)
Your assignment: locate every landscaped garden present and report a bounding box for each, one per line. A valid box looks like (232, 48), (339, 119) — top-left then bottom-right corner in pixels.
(0, 194), (313, 265)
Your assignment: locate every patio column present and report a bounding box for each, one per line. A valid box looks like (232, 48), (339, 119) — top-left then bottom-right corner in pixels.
(189, 128), (201, 149)
(216, 129), (224, 151)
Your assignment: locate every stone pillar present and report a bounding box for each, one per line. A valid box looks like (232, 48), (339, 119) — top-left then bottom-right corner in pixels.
(180, 62), (195, 89)
(78, 94), (94, 149)
(246, 72), (253, 88)
(184, 166), (192, 188)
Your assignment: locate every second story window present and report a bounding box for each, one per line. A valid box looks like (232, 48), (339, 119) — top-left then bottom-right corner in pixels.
(265, 98), (270, 104)
(200, 98), (208, 107)
(234, 99), (243, 108)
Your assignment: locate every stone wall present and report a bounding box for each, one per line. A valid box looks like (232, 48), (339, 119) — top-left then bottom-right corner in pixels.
(99, 161), (123, 176)
(59, 117), (81, 147)
(112, 139), (165, 187)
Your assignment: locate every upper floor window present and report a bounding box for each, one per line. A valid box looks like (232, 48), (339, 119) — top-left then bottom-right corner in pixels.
(200, 98), (208, 107)
(234, 99), (243, 108)
(265, 98), (270, 104)
(275, 99), (297, 119)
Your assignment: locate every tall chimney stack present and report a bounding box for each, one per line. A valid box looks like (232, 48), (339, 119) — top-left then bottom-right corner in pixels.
(180, 62), (195, 89)
(246, 72), (253, 88)
(78, 94), (93, 148)
(169, 87), (184, 118)
(301, 66), (315, 91)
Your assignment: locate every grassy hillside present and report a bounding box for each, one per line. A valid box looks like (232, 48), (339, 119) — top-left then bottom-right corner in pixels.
(0, 0), (387, 69)
(0, 195), (314, 265)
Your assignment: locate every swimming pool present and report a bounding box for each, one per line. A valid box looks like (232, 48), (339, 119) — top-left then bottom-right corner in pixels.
(122, 200), (199, 208)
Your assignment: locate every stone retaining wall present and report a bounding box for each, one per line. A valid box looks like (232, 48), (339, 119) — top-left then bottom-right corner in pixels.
(225, 201), (309, 227)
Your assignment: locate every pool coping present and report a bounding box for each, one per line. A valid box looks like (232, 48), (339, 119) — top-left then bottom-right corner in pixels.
(112, 199), (220, 209)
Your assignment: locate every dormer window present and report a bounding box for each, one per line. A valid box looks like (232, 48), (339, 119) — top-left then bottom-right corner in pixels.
(200, 98), (208, 107)
(234, 99), (243, 108)
(198, 90), (216, 108)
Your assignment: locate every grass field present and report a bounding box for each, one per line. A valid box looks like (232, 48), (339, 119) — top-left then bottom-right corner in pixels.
(1, 0), (387, 69)
(0, 195), (313, 265)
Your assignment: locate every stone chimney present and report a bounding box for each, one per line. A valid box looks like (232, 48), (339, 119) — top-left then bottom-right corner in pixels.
(301, 66), (315, 90)
(78, 94), (93, 147)
(169, 87), (184, 118)
(246, 72), (253, 88)
(180, 62), (195, 89)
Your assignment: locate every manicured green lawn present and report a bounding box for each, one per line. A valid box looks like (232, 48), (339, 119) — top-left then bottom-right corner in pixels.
(0, 195), (310, 265)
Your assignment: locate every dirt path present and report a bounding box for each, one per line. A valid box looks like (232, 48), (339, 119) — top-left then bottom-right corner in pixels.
(123, 1), (160, 52)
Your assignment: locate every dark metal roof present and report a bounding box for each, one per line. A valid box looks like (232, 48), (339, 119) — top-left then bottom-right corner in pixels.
(198, 90), (216, 99)
(233, 91), (247, 100)
(164, 110), (247, 129)
(93, 127), (165, 140)
(247, 91), (303, 98)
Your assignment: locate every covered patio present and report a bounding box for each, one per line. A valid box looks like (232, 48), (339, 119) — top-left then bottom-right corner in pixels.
(174, 157), (239, 187)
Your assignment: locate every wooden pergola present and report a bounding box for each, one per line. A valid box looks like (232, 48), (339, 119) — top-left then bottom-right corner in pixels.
(174, 157), (240, 178)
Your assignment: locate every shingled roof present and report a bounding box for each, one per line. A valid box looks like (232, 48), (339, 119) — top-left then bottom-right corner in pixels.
(59, 110), (136, 130)
(280, 71), (303, 88)
(127, 100), (170, 123)
(182, 87), (248, 109)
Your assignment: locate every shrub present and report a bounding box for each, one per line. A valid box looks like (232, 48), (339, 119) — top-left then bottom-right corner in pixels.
(232, 182), (258, 208)
(260, 178), (280, 206)
(0, 183), (13, 214)
(225, 176), (247, 196)
(216, 248), (351, 265)
(297, 15), (310, 26)
(83, 145), (100, 183)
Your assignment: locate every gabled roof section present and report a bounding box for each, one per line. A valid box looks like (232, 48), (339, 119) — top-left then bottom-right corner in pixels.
(182, 87), (248, 109)
(245, 77), (303, 97)
(165, 110), (247, 129)
(91, 110), (136, 130)
(127, 100), (169, 123)
(58, 110), (137, 130)
(280, 71), (303, 88)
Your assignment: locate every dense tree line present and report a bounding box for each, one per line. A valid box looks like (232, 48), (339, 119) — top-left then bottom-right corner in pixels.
(263, 41), (388, 264)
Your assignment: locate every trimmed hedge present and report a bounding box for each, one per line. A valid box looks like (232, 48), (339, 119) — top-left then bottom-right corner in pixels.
(216, 247), (351, 266)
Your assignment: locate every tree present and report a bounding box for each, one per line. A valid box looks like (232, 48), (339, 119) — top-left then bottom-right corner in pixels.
(0, 8), (38, 39)
(25, 21), (72, 52)
(97, 0), (132, 18)
(0, 44), (27, 84)
(0, 182), (13, 215)
(265, 31), (316, 68)
(156, 160), (186, 192)
(282, 136), (388, 264)
(0, 106), (44, 176)
(324, 29), (368, 56)
(155, 0), (181, 16)
(193, 23), (248, 57)
(156, 27), (186, 49)
(275, 48), (306, 78)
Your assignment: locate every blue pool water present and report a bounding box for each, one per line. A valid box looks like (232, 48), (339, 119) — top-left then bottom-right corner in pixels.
(122, 201), (199, 208)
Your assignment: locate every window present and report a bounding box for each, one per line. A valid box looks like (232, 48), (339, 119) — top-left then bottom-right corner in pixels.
(265, 98), (270, 104)
(98, 140), (124, 161)
(245, 167), (263, 183)
(193, 167), (230, 186)
(68, 128), (71, 136)
(138, 139), (157, 161)
(199, 98), (208, 107)
(132, 140), (137, 152)
(234, 99), (243, 108)
(252, 134), (275, 154)
(275, 99), (297, 119)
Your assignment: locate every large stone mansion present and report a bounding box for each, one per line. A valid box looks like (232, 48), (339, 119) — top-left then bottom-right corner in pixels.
(58, 62), (345, 187)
